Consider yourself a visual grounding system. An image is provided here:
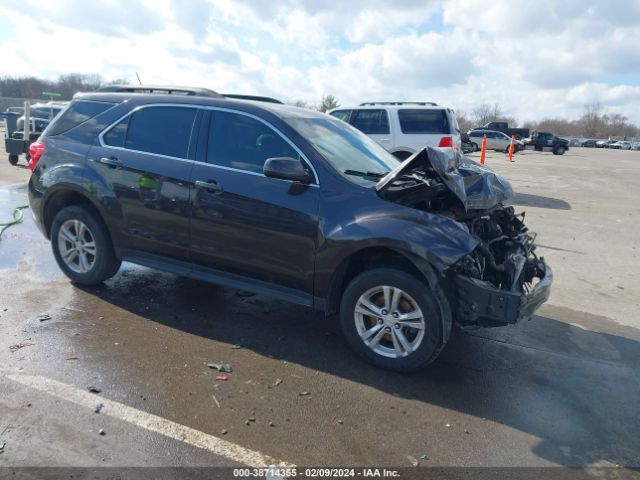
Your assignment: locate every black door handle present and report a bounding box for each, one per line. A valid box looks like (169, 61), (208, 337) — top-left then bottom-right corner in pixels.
(194, 180), (223, 192)
(97, 156), (123, 168)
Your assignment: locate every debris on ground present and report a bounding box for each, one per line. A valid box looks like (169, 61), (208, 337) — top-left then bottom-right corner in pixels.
(63, 306), (85, 313)
(231, 345), (242, 349)
(216, 375), (229, 382)
(221, 429), (228, 435)
(273, 378), (283, 387)
(299, 391), (310, 396)
(0, 442), (5, 454)
(269, 421), (275, 427)
(445, 423), (452, 428)
(337, 419), (343, 425)
(9, 342), (34, 353)
(88, 386), (101, 394)
(208, 362), (232, 373)
(65, 355), (79, 360)
(420, 454), (428, 460)
(245, 420), (251, 426)
(94, 403), (104, 414)
(407, 455), (419, 467)
(37, 314), (52, 322)
(212, 395), (220, 408)
(464, 429), (470, 434)
(235, 290), (256, 297)
(98, 429), (105, 436)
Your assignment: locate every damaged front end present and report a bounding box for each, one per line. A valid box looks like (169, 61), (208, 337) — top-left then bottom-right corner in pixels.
(377, 147), (552, 328)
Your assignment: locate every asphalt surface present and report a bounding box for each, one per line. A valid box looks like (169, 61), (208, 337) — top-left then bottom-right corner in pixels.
(1, 148), (639, 471)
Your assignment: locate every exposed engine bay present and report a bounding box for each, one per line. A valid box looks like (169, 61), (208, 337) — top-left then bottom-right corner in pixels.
(376, 147), (552, 328)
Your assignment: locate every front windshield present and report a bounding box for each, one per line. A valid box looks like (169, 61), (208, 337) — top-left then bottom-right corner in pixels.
(285, 116), (400, 185)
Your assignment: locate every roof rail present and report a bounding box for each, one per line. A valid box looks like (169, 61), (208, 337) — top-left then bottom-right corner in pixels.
(223, 94), (283, 104)
(96, 84), (223, 98)
(359, 101), (438, 106)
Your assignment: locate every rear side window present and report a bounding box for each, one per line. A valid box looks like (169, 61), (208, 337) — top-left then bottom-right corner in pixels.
(329, 110), (352, 122)
(207, 111), (300, 173)
(47, 101), (114, 136)
(469, 131), (482, 138)
(350, 109), (390, 135)
(104, 106), (196, 159)
(398, 109), (449, 134)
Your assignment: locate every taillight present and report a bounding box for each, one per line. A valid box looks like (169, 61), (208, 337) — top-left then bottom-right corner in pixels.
(28, 140), (45, 172)
(438, 136), (453, 148)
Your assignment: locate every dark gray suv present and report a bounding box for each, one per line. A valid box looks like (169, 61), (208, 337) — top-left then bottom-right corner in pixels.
(27, 86), (551, 372)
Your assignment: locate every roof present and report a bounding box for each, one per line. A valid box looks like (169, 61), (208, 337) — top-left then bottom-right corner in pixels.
(97, 84), (223, 98)
(74, 91), (329, 121)
(332, 103), (452, 112)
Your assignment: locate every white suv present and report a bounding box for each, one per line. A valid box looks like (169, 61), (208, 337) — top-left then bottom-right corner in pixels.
(329, 102), (461, 160)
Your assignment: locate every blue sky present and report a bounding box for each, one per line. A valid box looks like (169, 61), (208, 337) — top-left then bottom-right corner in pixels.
(0, 0), (639, 123)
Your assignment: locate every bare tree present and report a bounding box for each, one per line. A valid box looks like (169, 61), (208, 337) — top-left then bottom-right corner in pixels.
(317, 94), (340, 113)
(471, 102), (503, 127)
(290, 100), (314, 110)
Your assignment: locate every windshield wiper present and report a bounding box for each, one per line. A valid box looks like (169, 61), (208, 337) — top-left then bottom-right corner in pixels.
(344, 169), (386, 179)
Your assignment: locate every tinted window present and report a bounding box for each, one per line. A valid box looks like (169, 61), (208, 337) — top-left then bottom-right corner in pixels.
(329, 110), (351, 122)
(207, 111), (299, 173)
(116, 106), (196, 158)
(103, 116), (129, 147)
(469, 131), (483, 137)
(47, 100), (114, 136)
(398, 109), (449, 134)
(350, 109), (390, 135)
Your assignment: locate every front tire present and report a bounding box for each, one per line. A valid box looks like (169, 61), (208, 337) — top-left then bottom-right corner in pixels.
(8, 154), (19, 165)
(50, 205), (121, 285)
(339, 267), (450, 372)
(471, 142), (479, 152)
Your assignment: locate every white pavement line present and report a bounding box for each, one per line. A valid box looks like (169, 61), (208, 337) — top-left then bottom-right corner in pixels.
(8, 374), (294, 468)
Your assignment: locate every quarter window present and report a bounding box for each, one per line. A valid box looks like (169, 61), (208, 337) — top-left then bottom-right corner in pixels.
(329, 110), (352, 122)
(207, 111), (300, 174)
(350, 109), (390, 135)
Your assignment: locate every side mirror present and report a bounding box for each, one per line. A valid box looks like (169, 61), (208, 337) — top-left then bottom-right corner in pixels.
(263, 157), (312, 184)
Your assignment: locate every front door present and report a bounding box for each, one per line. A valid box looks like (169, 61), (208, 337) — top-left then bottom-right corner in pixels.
(88, 105), (199, 262)
(189, 110), (320, 303)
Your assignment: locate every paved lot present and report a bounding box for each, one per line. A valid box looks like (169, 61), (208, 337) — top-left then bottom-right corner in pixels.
(0, 147), (639, 470)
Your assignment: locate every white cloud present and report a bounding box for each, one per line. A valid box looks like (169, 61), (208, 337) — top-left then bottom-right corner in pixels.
(0, 0), (638, 123)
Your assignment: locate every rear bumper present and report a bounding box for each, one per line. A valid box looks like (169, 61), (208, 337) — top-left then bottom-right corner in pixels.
(454, 261), (552, 326)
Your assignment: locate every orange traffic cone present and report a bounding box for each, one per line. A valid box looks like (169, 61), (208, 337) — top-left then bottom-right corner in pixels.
(508, 134), (515, 162)
(480, 134), (487, 164)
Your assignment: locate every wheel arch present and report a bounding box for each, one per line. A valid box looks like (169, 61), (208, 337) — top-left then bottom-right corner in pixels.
(325, 245), (453, 345)
(42, 187), (109, 240)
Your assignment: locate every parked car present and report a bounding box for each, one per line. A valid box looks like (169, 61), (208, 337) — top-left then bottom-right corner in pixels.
(581, 139), (597, 148)
(5, 106), (24, 115)
(632, 142), (640, 151)
(609, 141), (632, 150)
(522, 132), (569, 155)
(595, 139), (616, 148)
(468, 129), (523, 152)
(477, 121), (529, 140)
(27, 87), (551, 372)
(568, 138), (581, 147)
(328, 102), (461, 160)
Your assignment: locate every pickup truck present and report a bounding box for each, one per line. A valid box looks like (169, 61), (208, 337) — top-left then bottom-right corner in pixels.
(522, 131), (569, 155)
(480, 122), (530, 140)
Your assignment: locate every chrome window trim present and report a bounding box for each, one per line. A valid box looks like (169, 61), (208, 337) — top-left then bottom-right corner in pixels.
(98, 103), (320, 186)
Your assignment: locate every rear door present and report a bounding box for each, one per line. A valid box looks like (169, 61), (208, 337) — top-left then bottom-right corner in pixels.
(349, 109), (393, 150)
(89, 105), (199, 263)
(188, 109), (320, 303)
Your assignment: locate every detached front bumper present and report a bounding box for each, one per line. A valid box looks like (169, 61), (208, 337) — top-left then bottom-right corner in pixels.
(453, 261), (552, 326)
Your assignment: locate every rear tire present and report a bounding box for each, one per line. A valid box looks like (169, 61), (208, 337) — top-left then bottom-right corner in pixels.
(8, 154), (19, 165)
(554, 146), (566, 155)
(339, 267), (451, 372)
(471, 143), (479, 152)
(50, 205), (121, 285)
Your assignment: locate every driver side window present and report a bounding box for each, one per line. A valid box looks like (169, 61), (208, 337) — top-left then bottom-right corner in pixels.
(207, 111), (300, 174)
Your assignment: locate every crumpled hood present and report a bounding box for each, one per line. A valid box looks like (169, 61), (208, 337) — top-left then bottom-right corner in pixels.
(376, 147), (514, 211)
